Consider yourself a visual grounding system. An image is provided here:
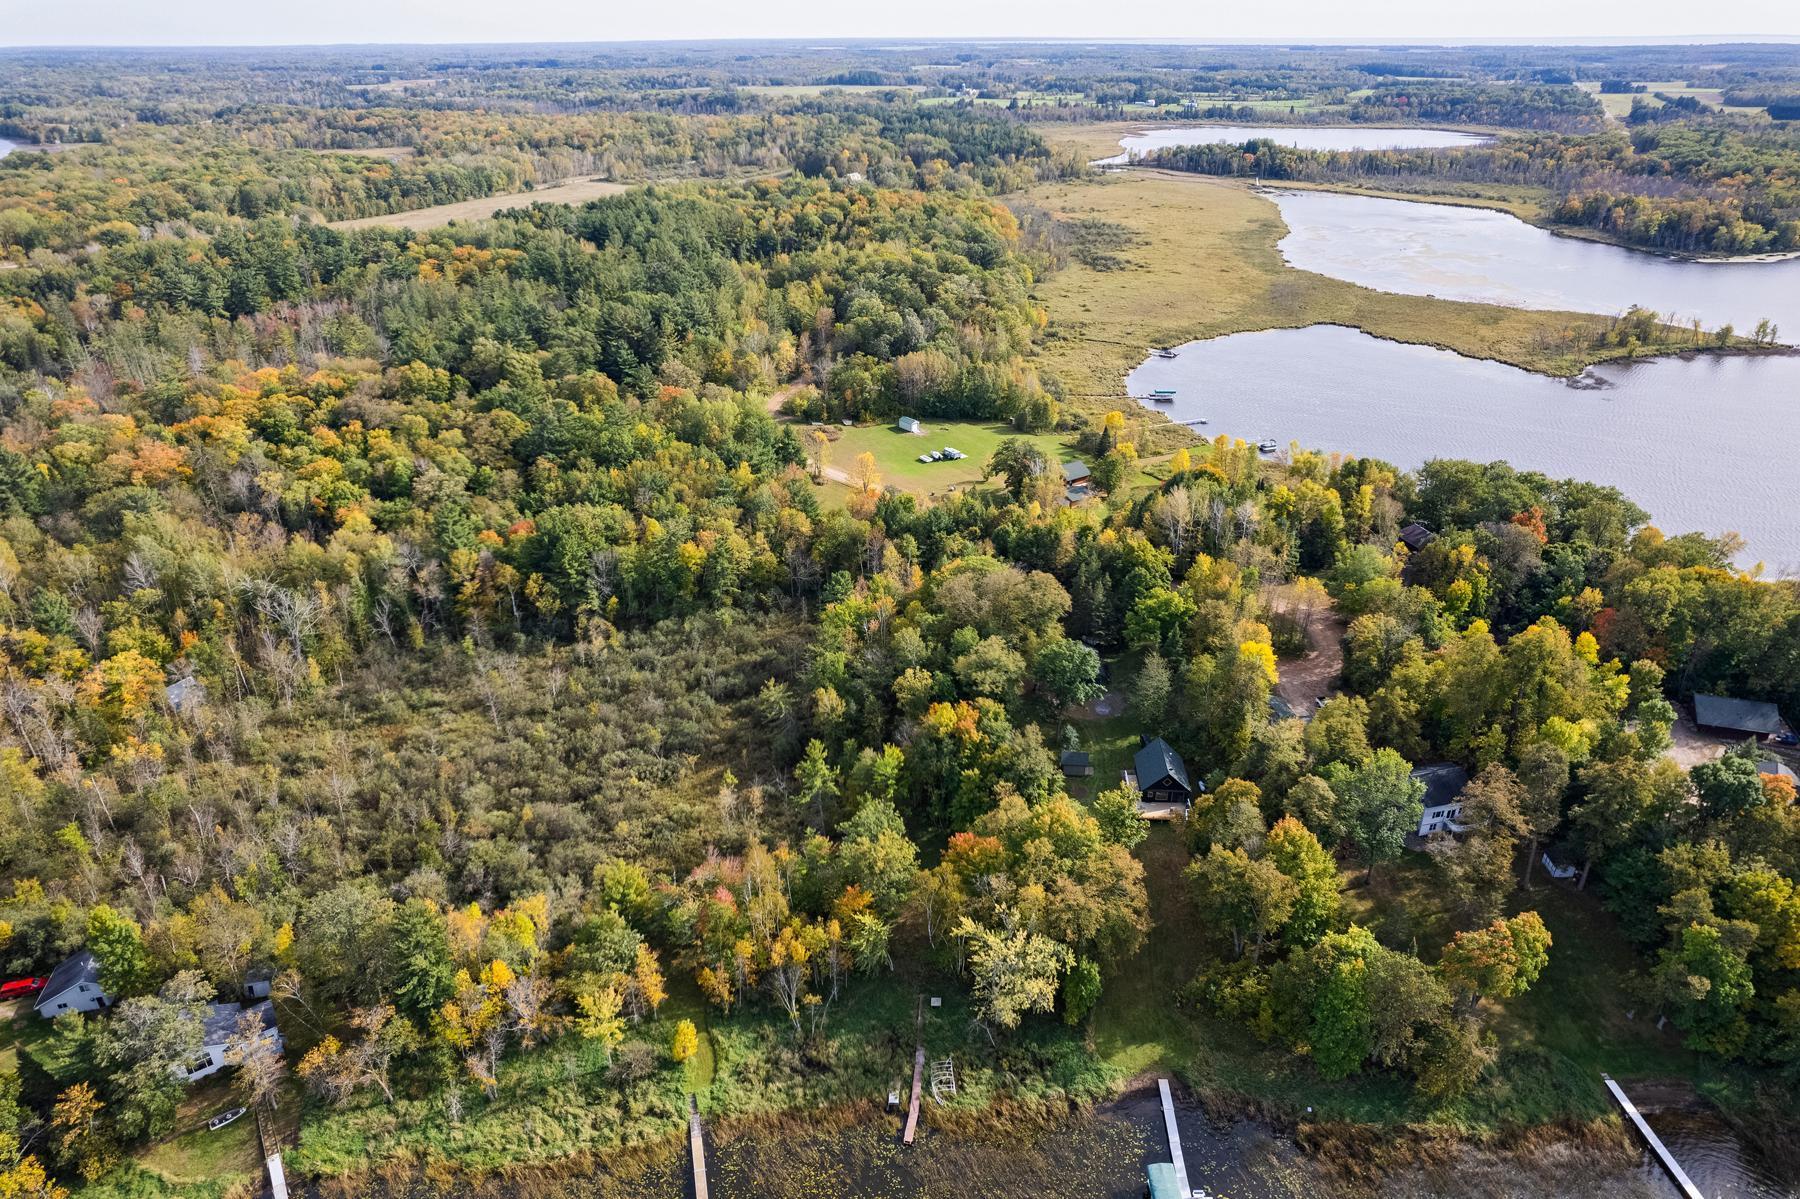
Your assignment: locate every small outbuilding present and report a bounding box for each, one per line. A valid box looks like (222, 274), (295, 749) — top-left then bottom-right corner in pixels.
(1412, 763), (1470, 837)
(1757, 759), (1798, 783)
(1061, 460), (1091, 486)
(1059, 750), (1093, 778)
(34, 951), (111, 1019)
(243, 968), (276, 1001)
(1694, 694), (1790, 740)
(897, 416), (924, 435)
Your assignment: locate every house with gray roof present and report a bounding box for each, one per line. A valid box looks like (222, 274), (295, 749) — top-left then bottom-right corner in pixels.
(34, 950), (111, 1019)
(1412, 763), (1470, 837)
(178, 999), (283, 1082)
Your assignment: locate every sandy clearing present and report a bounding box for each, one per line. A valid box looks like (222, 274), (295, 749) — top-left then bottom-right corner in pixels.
(329, 177), (632, 231)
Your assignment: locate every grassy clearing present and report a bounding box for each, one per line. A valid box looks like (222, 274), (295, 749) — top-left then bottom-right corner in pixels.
(806, 418), (1169, 509)
(815, 420), (1076, 496)
(317, 145), (416, 160)
(328, 178), (633, 231)
(0, 1001), (45, 1074)
(1019, 171), (1693, 413)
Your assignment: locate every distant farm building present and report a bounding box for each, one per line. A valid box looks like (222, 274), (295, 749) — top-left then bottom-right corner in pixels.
(897, 416), (924, 435)
(1413, 763), (1470, 837)
(1125, 737), (1193, 817)
(1060, 750), (1093, 778)
(1693, 694), (1790, 741)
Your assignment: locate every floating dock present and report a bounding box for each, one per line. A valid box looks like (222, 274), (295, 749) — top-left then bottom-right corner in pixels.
(688, 1094), (709, 1199)
(1602, 1074), (1702, 1199)
(1157, 1078), (1191, 1199)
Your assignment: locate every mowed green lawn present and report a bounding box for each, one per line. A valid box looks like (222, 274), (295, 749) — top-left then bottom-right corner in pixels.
(816, 420), (1080, 501)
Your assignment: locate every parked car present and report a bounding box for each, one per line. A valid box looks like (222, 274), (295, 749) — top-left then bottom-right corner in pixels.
(0, 977), (46, 1000)
(208, 1107), (247, 1132)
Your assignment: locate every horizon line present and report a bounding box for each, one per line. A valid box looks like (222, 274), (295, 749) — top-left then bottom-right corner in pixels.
(5, 34), (1800, 51)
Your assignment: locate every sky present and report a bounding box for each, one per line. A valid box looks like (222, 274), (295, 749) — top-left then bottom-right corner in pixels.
(3, 0), (1799, 48)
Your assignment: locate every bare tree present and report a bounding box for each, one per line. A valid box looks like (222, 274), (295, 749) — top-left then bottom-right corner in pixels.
(226, 1009), (287, 1113)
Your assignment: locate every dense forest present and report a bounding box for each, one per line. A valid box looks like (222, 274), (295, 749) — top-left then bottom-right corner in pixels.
(1138, 119), (1800, 254)
(1, 39), (1799, 1199)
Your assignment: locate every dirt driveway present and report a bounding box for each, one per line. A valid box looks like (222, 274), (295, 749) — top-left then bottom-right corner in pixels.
(1667, 714), (1733, 769)
(1276, 608), (1346, 713)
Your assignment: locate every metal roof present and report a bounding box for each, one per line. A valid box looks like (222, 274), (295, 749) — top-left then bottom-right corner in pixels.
(1061, 460), (1090, 481)
(1694, 694), (1786, 736)
(35, 950), (101, 1009)
(1133, 737), (1190, 792)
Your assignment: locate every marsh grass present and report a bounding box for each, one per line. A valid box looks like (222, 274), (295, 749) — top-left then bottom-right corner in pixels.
(1018, 171), (1706, 425)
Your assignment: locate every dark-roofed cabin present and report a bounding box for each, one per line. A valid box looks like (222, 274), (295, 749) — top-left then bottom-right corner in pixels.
(1398, 523), (1436, 552)
(1059, 750), (1093, 778)
(34, 950), (111, 1019)
(1127, 737), (1193, 816)
(1412, 763), (1469, 837)
(1061, 460), (1091, 485)
(1694, 694), (1790, 740)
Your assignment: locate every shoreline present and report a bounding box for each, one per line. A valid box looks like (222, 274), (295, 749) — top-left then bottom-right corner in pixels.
(1245, 177), (1800, 265)
(290, 1071), (1730, 1199)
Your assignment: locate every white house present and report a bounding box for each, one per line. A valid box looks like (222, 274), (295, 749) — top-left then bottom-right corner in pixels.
(179, 1000), (283, 1082)
(1412, 763), (1470, 837)
(34, 951), (111, 1019)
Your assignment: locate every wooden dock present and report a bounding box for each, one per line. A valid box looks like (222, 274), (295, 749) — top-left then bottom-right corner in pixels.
(1157, 1078), (1191, 1199)
(902, 1045), (926, 1145)
(688, 1094), (708, 1199)
(1602, 1074), (1702, 1199)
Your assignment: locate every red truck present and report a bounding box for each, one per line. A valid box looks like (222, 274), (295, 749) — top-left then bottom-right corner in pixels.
(0, 977), (47, 1000)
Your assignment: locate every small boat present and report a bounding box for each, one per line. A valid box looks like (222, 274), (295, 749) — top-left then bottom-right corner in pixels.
(1149, 388), (1177, 403)
(1257, 439), (1279, 454)
(1154, 348), (1178, 359)
(208, 1107), (247, 1132)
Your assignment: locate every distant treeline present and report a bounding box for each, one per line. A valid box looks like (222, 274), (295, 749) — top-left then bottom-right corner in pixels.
(1137, 123), (1800, 255)
(0, 103), (1081, 256)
